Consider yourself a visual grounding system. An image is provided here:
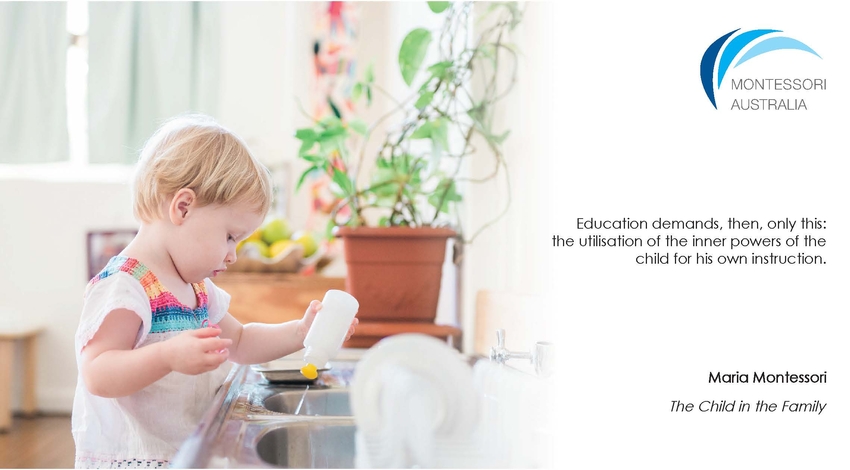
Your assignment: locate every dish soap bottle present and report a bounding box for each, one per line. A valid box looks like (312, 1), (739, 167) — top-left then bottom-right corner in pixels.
(300, 290), (359, 379)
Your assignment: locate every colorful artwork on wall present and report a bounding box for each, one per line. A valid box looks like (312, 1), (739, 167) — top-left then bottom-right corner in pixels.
(307, 2), (359, 229)
(311, 1), (358, 121)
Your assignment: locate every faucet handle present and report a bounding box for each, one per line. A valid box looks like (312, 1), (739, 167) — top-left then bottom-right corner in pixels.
(534, 342), (554, 378)
(489, 329), (507, 362)
(490, 328), (554, 377)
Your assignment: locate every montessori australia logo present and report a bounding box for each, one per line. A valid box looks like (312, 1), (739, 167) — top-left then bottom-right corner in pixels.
(700, 29), (824, 110)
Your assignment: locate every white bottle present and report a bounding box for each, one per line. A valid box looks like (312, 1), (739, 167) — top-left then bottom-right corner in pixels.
(301, 290), (359, 376)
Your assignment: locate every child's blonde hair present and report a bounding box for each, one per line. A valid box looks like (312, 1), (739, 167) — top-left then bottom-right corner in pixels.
(132, 114), (273, 222)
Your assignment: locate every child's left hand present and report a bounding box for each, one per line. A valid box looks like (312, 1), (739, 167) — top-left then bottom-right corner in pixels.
(297, 300), (359, 342)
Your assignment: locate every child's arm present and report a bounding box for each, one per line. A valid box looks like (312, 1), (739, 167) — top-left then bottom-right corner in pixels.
(217, 300), (358, 365)
(80, 309), (232, 398)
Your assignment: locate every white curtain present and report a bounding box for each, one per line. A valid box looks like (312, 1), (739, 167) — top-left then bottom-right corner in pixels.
(88, 2), (220, 164)
(0, 3), (68, 164)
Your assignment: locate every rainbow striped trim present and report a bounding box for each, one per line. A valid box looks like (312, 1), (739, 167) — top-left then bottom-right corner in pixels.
(88, 256), (210, 334)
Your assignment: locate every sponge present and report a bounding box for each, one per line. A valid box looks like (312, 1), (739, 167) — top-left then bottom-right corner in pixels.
(300, 363), (318, 380)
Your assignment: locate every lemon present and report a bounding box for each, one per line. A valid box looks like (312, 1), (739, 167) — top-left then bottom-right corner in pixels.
(269, 239), (295, 258)
(300, 363), (318, 380)
(291, 231), (319, 257)
(247, 228), (263, 242)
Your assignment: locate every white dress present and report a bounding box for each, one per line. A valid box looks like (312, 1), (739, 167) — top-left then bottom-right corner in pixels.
(72, 256), (232, 469)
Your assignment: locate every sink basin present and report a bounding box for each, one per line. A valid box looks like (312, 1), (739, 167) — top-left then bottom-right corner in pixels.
(263, 388), (352, 416)
(255, 422), (356, 468)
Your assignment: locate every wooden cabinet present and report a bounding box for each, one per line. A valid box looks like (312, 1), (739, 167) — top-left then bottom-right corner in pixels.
(212, 272), (346, 324)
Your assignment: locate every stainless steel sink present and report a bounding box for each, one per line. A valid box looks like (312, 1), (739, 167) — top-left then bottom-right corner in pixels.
(255, 422), (356, 468)
(263, 388), (351, 416)
(174, 355), (498, 469)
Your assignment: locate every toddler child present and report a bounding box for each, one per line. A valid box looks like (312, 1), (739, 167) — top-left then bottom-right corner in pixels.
(72, 114), (357, 468)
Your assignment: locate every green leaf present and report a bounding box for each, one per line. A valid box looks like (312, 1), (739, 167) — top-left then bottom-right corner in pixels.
(365, 63), (374, 83)
(467, 104), (486, 128)
(412, 120), (449, 151)
(352, 82), (362, 101)
(318, 125), (348, 140)
(319, 115), (342, 127)
(295, 165), (319, 191)
(398, 155), (411, 174)
(415, 91), (435, 109)
(349, 119), (368, 135)
(418, 77), (434, 93)
(411, 121), (433, 139)
(399, 28), (432, 86)
(430, 118), (449, 151)
(373, 166), (398, 181)
(295, 128), (318, 141)
(378, 216), (390, 227)
(330, 166), (354, 197)
(298, 139), (315, 156)
(319, 138), (339, 155)
(408, 160), (425, 185)
(492, 129), (511, 145)
(427, 2), (450, 13)
(427, 179), (461, 214)
(427, 61), (453, 80)
(300, 154), (325, 164)
(370, 169), (402, 197)
(328, 97), (342, 119)
(366, 85), (372, 105)
(325, 218), (337, 240)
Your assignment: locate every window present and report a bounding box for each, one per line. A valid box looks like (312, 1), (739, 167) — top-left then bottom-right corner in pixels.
(66, 0), (89, 166)
(1, 2), (218, 176)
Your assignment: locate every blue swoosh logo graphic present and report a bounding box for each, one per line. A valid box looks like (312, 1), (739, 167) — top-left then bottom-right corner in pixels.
(700, 29), (821, 109)
(735, 37), (822, 67)
(700, 29), (737, 109)
(717, 29), (779, 87)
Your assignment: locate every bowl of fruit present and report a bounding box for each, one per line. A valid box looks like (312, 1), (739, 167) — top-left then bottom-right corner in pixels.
(230, 217), (330, 273)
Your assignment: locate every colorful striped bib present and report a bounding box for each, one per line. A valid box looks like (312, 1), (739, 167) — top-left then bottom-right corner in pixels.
(88, 256), (210, 334)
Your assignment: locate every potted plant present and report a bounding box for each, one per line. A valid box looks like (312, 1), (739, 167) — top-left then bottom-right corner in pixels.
(294, 1), (523, 325)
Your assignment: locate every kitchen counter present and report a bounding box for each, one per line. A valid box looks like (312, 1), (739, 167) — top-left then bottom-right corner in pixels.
(171, 348), (511, 469)
(171, 357), (360, 469)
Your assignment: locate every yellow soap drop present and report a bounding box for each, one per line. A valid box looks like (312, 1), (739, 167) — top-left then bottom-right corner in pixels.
(300, 363), (318, 380)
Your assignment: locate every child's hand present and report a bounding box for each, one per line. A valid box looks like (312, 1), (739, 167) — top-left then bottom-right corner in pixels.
(296, 300), (323, 341)
(161, 327), (232, 375)
(344, 317), (359, 341)
(296, 300), (360, 341)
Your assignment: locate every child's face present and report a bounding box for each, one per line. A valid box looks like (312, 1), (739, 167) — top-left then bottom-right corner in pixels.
(171, 200), (264, 283)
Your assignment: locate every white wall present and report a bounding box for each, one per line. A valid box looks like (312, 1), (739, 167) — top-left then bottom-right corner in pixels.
(461, 2), (554, 353)
(0, 1), (552, 413)
(0, 179), (136, 412)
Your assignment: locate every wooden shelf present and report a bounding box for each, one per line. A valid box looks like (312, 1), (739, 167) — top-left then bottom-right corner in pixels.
(344, 322), (462, 349)
(0, 326), (43, 431)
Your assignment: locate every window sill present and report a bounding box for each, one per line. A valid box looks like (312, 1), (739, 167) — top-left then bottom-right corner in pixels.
(0, 163), (135, 184)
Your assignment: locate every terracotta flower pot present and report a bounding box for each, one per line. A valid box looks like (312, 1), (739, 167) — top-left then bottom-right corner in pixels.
(336, 226), (456, 323)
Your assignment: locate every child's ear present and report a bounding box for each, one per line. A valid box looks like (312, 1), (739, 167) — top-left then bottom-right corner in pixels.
(168, 188), (196, 225)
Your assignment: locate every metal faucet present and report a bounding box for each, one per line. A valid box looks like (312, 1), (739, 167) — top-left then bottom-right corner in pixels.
(489, 329), (554, 377)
